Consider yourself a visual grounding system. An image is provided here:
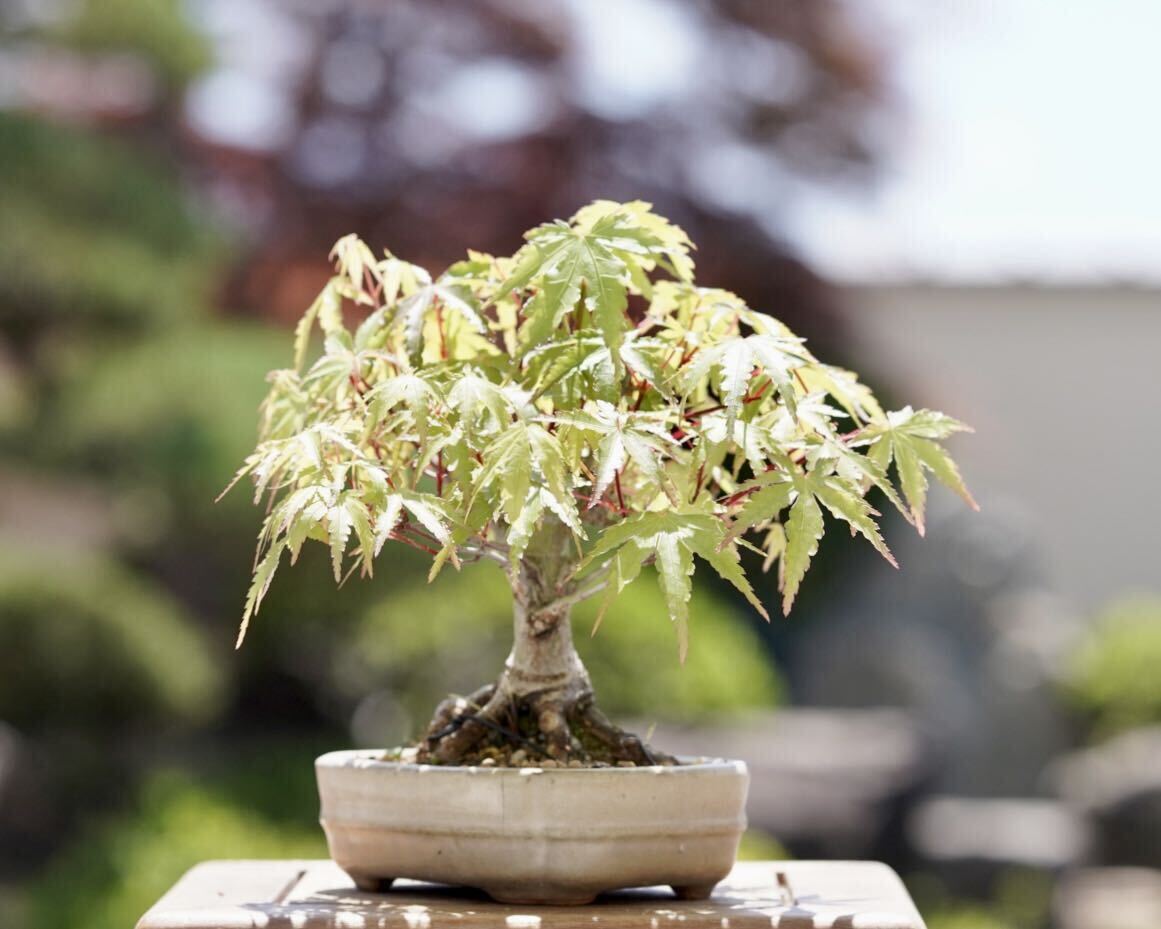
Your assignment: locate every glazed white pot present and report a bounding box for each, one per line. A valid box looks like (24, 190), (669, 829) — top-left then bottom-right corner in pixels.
(316, 749), (749, 905)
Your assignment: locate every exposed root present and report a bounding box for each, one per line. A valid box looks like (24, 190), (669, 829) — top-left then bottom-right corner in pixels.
(421, 683), (513, 765)
(569, 699), (666, 766)
(414, 682), (677, 767)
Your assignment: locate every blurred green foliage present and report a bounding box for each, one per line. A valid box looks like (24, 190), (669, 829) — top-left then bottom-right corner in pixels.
(0, 545), (222, 732)
(52, 323), (286, 497)
(0, 112), (218, 342)
(925, 909), (1016, 929)
(1063, 597), (1161, 739)
(45, 0), (211, 87)
(736, 829), (789, 861)
(22, 766), (325, 929)
(910, 870), (1052, 929)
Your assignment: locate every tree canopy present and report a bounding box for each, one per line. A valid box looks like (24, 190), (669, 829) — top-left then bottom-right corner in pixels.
(230, 201), (974, 659)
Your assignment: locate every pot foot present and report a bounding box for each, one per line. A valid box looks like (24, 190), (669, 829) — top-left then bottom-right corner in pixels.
(351, 875), (395, 893)
(671, 882), (718, 901)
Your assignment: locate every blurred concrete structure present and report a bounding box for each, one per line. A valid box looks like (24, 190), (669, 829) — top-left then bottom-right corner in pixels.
(841, 280), (1161, 612)
(649, 709), (929, 861)
(1054, 867), (1161, 929)
(1052, 726), (1161, 869)
(788, 504), (1081, 796)
(906, 795), (1091, 896)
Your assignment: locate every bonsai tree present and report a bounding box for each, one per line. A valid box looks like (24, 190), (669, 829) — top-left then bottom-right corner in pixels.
(226, 201), (975, 766)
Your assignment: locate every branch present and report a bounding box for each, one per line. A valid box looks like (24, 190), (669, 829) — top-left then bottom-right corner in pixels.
(560, 576), (610, 608)
(459, 543), (510, 567)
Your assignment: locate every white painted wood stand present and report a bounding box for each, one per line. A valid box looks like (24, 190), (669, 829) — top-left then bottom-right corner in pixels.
(136, 859), (926, 928)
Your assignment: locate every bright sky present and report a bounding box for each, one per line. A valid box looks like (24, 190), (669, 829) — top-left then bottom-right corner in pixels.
(791, 0), (1161, 282)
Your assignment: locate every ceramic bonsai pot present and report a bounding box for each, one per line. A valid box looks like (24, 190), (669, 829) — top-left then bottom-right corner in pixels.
(316, 749), (750, 905)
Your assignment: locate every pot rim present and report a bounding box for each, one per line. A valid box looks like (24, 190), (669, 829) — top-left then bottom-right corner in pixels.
(316, 748), (747, 776)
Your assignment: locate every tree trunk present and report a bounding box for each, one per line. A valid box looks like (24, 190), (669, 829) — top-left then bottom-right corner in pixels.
(418, 518), (671, 766)
(498, 544), (593, 757)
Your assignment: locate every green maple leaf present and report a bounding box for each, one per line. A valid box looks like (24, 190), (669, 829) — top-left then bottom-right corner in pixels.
(237, 540), (286, 647)
(861, 406), (977, 535)
(524, 331), (617, 403)
(818, 436), (910, 524)
(524, 330), (671, 405)
(326, 492), (374, 583)
(399, 269), (487, 363)
(499, 201), (692, 366)
(471, 421), (580, 533)
(330, 233), (381, 292)
(293, 279), (343, 372)
(371, 491), (455, 554)
(366, 372), (442, 442)
(680, 329), (811, 429)
(581, 510), (767, 662)
(731, 464), (897, 614)
(446, 371), (519, 440)
(552, 401), (678, 507)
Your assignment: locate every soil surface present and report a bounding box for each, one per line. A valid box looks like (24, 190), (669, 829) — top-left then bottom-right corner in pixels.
(384, 743), (679, 768)
(383, 687), (680, 768)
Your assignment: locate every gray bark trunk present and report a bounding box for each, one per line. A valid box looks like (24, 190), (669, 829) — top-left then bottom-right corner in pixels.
(498, 517), (592, 707)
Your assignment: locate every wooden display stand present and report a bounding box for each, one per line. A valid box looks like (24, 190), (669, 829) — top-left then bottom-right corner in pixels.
(136, 859), (926, 928)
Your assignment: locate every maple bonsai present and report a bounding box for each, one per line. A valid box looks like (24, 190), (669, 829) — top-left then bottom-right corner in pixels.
(227, 201), (975, 766)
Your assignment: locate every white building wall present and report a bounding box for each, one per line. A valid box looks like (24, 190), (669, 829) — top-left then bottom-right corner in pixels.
(842, 282), (1161, 611)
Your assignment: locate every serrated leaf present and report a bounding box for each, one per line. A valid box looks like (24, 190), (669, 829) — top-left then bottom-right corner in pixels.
(826, 438), (910, 524)
(810, 476), (896, 568)
(860, 406), (976, 534)
(500, 202), (693, 366)
(472, 422), (576, 530)
(237, 540), (286, 647)
(728, 470), (794, 539)
(524, 332), (616, 403)
(913, 439), (975, 509)
(368, 373), (442, 440)
(507, 489), (546, 562)
(761, 523), (786, 572)
(400, 493), (453, 545)
(592, 543), (646, 636)
(780, 488), (824, 615)
(447, 372), (514, 437)
(373, 495), (406, 555)
(330, 233), (380, 292)
(581, 509), (763, 661)
(620, 334), (670, 396)
(680, 332), (809, 429)
(327, 496), (357, 582)
(399, 271), (487, 363)
(687, 534), (769, 621)
(552, 402), (676, 507)
(655, 531), (694, 663)
(293, 278), (345, 371)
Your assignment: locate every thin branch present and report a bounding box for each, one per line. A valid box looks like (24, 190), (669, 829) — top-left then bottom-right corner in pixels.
(389, 531), (440, 557)
(458, 544), (510, 567)
(562, 578), (610, 608)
